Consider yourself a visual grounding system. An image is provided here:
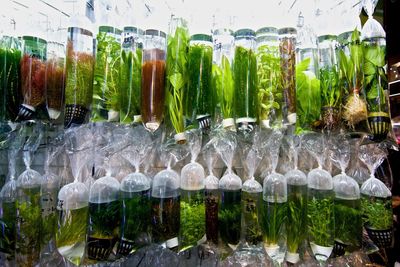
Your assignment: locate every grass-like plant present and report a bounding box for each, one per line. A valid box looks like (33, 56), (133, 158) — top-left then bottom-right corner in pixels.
(361, 196), (392, 230)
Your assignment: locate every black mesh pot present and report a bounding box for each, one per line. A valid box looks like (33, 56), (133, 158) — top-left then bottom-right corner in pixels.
(197, 115), (211, 132)
(116, 239), (135, 256)
(64, 104), (88, 128)
(367, 115), (390, 141)
(16, 104), (35, 121)
(365, 227), (393, 248)
(332, 240), (347, 257)
(87, 236), (116, 261)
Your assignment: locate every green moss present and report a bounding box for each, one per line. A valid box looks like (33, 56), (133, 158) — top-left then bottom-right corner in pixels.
(179, 190), (205, 251)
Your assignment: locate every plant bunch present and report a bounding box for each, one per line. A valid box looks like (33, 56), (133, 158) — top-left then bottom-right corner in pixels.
(279, 37), (296, 117)
(88, 200), (121, 239)
(361, 196), (392, 230)
(166, 22), (190, 136)
(286, 185), (307, 253)
(261, 200), (287, 245)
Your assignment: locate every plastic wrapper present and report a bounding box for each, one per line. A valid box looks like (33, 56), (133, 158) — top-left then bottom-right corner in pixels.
(359, 143), (393, 248)
(166, 16), (190, 141)
(56, 125), (92, 266)
(40, 143), (63, 260)
(261, 130), (286, 265)
(330, 134), (362, 256)
(151, 146), (181, 250)
(304, 133), (334, 263)
(63, 5), (95, 128)
(45, 41), (65, 123)
(361, 0), (391, 141)
(118, 126), (152, 256)
(296, 14), (320, 133)
(185, 33), (214, 131)
(0, 34), (22, 122)
(284, 135), (307, 264)
(92, 24), (122, 122)
(179, 130), (206, 252)
(15, 124), (43, 266)
(200, 140), (218, 245)
(141, 29), (167, 133)
(212, 28), (235, 131)
(256, 27), (282, 129)
(214, 131), (242, 256)
(120, 27), (143, 124)
(0, 144), (20, 258)
(234, 29), (257, 132)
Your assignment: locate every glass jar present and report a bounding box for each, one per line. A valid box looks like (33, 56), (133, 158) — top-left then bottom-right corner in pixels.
(141, 29), (167, 133)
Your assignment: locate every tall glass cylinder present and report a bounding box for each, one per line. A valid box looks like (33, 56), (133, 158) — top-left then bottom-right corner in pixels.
(45, 41), (65, 123)
(141, 30), (166, 132)
(256, 27), (282, 129)
(18, 36), (47, 121)
(91, 26), (122, 122)
(185, 34), (213, 130)
(64, 26), (95, 128)
(233, 29), (257, 132)
(278, 27), (297, 125)
(120, 27), (143, 124)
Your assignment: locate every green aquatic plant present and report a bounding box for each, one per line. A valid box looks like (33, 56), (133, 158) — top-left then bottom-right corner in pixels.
(242, 192), (263, 245)
(0, 201), (17, 255)
(334, 198), (362, 248)
(286, 185), (307, 253)
(213, 55), (235, 120)
(218, 190), (241, 245)
(261, 199), (287, 245)
(166, 23), (190, 136)
(361, 196), (392, 230)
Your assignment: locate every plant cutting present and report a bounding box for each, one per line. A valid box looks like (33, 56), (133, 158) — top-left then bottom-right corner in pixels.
(45, 56), (65, 121)
(92, 27), (122, 122)
(256, 28), (282, 129)
(233, 29), (257, 132)
(166, 18), (189, 142)
(359, 143), (393, 248)
(185, 35), (213, 130)
(120, 28), (142, 124)
(296, 58), (321, 133)
(64, 29), (95, 128)
(0, 36), (21, 122)
(338, 30), (367, 130)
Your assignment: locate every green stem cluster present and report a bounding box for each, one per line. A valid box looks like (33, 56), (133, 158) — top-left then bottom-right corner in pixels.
(334, 198), (362, 249)
(212, 56), (234, 119)
(361, 195), (392, 230)
(218, 190), (241, 245)
(261, 198), (287, 246)
(242, 191), (263, 245)
(286, 184), (307, 253)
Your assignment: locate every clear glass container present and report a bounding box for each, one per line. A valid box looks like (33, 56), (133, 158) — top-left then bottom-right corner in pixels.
(256, 27), (282, 129)
(141, 29), (167, 133)
(233, 29), (257, 132)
